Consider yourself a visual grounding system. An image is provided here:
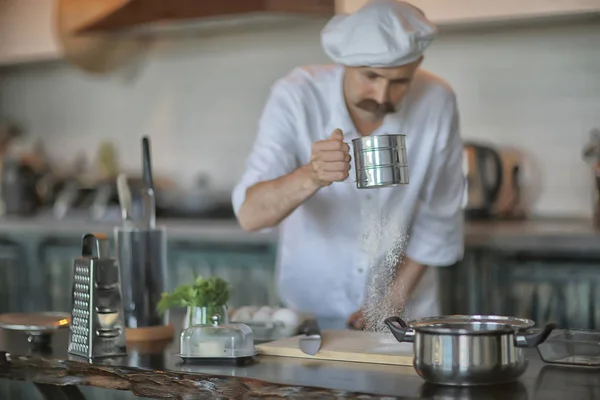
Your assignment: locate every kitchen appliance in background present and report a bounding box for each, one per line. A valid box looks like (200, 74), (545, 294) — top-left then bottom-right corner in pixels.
(0, 122), (39, 216)
(51, 152), (116, 220)
(494, 146), (525, 220)
(50, 142), (125, 221)
(154, 173), (235, 219)
(0, 123), (22, 154)
(463, 142), (524, 220)
(463, 142), (503, 219)
(582, 128), (600, 227)
(0, 133), (234, 221)
(0, 157), (40, 216)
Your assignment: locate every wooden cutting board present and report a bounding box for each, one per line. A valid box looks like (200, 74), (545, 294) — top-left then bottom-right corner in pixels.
(255, 330), (414, 366)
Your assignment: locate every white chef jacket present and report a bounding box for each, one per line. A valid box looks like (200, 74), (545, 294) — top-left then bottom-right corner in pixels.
(232, 64), (465, 320)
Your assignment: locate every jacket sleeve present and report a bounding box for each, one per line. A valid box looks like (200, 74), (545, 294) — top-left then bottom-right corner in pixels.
(404, 94), (466, 267)
(231, 80), (300, 217)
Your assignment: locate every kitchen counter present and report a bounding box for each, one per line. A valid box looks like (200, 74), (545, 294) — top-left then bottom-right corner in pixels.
(465, 218), (600, 252)
(0, 215), (279, 244)
(1, 321), (599, 399)
(0, 215), (598, 251)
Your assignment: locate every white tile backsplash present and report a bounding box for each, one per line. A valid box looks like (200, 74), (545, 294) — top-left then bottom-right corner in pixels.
(0, 18), (599, 217)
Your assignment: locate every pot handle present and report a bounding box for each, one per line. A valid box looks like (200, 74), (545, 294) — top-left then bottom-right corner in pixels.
(514, 322), (557, 348)
(384, 316), (414, 343)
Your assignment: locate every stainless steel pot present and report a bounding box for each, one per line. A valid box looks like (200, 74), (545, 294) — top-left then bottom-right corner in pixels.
(384, 316), (556, 387)
(352, 134), (409, 189)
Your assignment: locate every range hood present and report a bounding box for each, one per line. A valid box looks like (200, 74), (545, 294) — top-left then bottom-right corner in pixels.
(70, 0), (336, 34)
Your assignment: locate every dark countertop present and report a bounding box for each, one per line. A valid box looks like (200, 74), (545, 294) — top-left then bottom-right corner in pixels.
(0, 215), (599, 252)
(1, 319), (600, 399)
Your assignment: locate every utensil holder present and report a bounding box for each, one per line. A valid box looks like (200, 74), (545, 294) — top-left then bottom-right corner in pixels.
(115, 225), (168, 329)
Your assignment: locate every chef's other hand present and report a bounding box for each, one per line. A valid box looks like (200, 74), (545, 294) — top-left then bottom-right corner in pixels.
(308, 129), (351, 187)
(347, 309), (365, 330)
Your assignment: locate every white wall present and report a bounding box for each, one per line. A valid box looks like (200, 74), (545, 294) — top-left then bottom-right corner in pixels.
(0, 18), (599, 217)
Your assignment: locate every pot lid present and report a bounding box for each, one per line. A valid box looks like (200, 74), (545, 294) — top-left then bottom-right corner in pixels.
(412, 321), (518, 336)
(407, 315), (535, 330)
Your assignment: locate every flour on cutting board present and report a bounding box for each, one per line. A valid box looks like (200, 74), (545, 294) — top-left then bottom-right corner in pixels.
(360, 204), (410, 333)
(370, 331), (414, 354)
(371, 340), (414, 355)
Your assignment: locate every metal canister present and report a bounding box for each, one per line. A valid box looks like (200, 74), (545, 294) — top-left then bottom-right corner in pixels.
(352, 134), (409, 189)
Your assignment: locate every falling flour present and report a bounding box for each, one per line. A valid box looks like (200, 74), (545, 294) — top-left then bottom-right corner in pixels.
(360, 205), (410, 333)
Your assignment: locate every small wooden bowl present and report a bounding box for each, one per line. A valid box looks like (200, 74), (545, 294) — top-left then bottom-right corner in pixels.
(125, 324), (175, 343)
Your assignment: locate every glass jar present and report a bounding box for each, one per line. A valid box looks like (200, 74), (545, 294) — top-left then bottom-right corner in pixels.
(183, 305), (229, 329)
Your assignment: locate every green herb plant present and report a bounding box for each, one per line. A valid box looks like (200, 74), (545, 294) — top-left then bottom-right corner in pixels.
(157, 274), (231, 315)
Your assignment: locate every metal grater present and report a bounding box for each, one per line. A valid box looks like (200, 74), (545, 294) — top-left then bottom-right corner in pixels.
(68, 232), (127, 359)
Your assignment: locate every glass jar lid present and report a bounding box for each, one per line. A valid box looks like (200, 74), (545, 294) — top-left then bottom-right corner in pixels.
(180, 316), (255, 359)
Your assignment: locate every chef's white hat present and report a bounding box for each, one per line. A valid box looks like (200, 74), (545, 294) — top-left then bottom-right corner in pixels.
(321, 0), (437, 67)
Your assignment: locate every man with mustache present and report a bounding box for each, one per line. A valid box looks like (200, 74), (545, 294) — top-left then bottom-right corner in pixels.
(232, 0), (465, 329)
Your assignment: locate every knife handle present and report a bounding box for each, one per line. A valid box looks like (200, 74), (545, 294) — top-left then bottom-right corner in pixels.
(301, 319), (321, 336)
(142, 136), (154, 190)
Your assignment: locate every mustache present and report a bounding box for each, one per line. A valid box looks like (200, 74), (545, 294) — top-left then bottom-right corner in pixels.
(356, 99), (396, 115)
